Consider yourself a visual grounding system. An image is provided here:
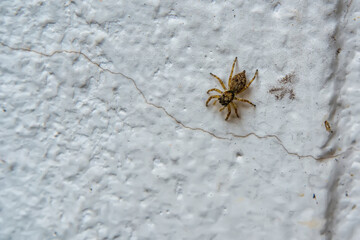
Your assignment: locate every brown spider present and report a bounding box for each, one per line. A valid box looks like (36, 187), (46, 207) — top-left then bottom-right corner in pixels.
(206, 57), (258, 120)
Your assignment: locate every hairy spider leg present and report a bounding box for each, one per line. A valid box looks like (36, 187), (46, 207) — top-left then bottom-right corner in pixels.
(219, 106), (226, 112)
(235, 97), (256, 107)
(206, 95), (220, 106)
(228, 57), (237, 87)
(225, 105), (232, 121)
(207, 88), (223, 94)
(210, 73), (227, 90)
(231, 102), (240, 118)
(239, 69), (258, 94)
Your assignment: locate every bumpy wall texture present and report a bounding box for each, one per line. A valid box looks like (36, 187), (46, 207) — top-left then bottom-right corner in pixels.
(0, 1), (359, 239)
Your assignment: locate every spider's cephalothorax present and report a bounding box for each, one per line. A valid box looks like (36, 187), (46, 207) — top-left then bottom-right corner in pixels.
(219, 91), (235, 106)
(205, 57), (258, 121)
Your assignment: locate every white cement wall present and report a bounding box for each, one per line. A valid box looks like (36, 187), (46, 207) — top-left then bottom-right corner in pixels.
(0, 0), (359, 239)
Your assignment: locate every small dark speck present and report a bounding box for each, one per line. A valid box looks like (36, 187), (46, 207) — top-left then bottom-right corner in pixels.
(336, 48), (341, 55)
(2, 109), (6, 112)
(345, 191), (348, 197)
(313, 193), (316, 199)
(9, 164), (15, 171)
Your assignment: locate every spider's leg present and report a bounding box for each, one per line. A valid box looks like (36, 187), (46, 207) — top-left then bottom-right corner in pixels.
(228, 57), (237, 87)
(210, 73), (227, 90)
(235, 97), (256, 107)
(239, 69), (258, 93)
(231, 102), (240, 118)
(207, 88), (223, 94)
(225, 105), (231, 121)
(206, 95), (220, 106)
(219, 106), (226, 112)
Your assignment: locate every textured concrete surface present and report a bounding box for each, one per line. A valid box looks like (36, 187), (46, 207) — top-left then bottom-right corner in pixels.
(0, 0), (359, 239)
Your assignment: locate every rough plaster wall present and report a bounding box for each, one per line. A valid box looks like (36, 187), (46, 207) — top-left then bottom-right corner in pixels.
(0, 0), (359, 239)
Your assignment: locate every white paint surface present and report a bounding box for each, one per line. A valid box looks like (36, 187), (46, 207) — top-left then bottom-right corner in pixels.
(0, 1), (359, 239)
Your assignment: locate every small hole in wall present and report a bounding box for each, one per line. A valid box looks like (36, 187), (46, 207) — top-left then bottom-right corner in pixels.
(236, 151), (244, 163)
(273, 2), (281, 12)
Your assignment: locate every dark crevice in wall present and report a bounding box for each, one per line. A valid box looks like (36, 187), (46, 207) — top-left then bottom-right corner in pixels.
(321, 0), (355, 239)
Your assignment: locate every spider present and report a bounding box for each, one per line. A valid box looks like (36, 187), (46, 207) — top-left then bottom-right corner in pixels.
(206, 57), (258, 121)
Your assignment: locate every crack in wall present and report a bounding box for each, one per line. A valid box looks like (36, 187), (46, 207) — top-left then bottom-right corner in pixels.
(320, 0), (356, 238)
(1, 41), (355, 163)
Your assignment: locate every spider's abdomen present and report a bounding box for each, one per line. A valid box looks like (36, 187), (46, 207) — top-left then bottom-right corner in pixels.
(230, 72), (247, 93)
(219, 91), (235, 106)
